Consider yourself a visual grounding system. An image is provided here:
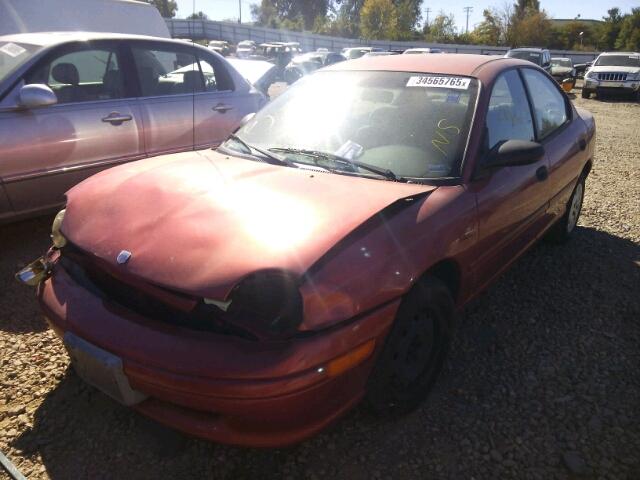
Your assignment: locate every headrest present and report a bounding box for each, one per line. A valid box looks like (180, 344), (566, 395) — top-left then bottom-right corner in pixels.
(51, 63), (79, 85)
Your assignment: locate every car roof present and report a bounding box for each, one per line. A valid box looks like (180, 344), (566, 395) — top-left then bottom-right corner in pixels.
(0, 31), (187, 47)
(509, 47), (547, 52)
(599, 51), (639, 56)
(326, 53), (524, 77)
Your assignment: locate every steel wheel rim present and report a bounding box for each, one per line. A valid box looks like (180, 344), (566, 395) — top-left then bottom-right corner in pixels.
(567, 182), (584, 233)
(392, 309), (438, 386)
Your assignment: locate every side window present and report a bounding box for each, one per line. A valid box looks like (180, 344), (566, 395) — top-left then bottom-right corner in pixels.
(27, 47), (124, 104)
(485, 70), (535, 151)
(521, 68), (568, 140)
(132, 46), (203, 97)
(197, 55), (234, 92)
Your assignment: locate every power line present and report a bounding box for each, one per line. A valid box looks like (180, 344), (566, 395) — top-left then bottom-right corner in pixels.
(463, 6), (473, 34)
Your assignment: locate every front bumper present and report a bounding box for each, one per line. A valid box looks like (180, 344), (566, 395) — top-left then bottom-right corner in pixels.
(583, 78), (640, 93)
(38, 263), (399, 447)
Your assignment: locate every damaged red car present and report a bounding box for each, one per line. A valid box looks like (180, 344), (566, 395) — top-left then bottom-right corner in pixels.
(18, 54), (595, 447)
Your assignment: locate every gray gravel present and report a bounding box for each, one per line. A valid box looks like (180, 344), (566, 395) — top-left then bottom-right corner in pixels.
(1, 92), (639, 479)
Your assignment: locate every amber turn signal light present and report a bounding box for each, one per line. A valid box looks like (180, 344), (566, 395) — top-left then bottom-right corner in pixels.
(326, 339), (376, 378)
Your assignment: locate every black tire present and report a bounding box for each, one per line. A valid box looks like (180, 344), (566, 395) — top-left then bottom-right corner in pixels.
(581, 89), (591, 99)
(546, 175), (585, 243)
(365, 276), (454, 417)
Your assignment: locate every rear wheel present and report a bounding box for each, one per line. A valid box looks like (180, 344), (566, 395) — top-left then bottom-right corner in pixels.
(581, 88), (591, 99)
(546, 175), (585, 243)
(365, 276), (454, 416)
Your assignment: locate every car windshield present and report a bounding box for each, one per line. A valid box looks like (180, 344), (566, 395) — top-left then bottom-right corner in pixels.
(0, 41), (40, 84)
(508, 51), (541, 64)
(595, 55), (640, 67)
(552, 59), (572, 68)
(223, 70), (479, 180)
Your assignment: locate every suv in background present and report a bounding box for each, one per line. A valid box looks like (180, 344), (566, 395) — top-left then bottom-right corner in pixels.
(505, 48), (551, 73)
(583, 52), (640, 99)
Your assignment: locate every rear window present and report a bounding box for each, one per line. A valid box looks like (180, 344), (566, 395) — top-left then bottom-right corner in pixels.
(508, 50), (542, 65)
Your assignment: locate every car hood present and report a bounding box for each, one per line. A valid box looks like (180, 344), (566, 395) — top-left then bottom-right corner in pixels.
(62, 150), (435, 299)
(589, 65), (640, 74)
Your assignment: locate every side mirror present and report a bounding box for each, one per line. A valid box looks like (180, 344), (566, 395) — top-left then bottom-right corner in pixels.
(19, 84), (57, 108)
(485, 140), (545, 168)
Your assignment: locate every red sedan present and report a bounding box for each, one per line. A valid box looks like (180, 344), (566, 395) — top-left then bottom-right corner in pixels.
(18, 54), (595, 447)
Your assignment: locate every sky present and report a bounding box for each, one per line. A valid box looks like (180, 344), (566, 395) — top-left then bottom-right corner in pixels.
(175, 0), (639, 32)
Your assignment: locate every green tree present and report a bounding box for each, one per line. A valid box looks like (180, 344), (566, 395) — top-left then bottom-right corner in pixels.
(598, 8), (624, 50)
(360, 0), (397, 40)
(146, 0), (177, 18)
(395, 0), (422, 40)
(250, 0), (332, 30)
(186, 11), (208, 20)
(615, 8), (640, 51)
(425, 11), (457, 43)
(512, 0), (540, 22)
(472, 8), (503, 45)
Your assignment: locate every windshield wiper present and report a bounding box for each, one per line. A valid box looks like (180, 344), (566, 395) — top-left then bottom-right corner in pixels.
(269, 147), (404, 182)
(227, 134), (297, 168)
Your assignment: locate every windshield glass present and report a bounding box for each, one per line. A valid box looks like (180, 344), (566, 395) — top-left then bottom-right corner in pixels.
(0, 41), (40, 84)
(595, 55), (640, 67)
(551, 59), (572, 68)
(508, 51), (541, 64)
(224, 70), (479, 180)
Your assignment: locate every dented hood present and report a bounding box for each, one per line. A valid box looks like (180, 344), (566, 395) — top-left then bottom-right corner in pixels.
(63, 150), (435, 299)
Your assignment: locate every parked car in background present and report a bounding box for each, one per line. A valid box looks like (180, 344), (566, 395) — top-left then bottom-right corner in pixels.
(550, 57), (576, 90)
(574, 61), (593, 78)
(583, 52), (640, 99)
(403, 47), (443, 54)
(283, 51), (346, 84)
(0, 32), (266, 223)
(227, 58), (277, 97)
(341, 47), (383, 60)
(236, 40), (256, 59)
(363, 51), (398, 57)
(208, 40), (230, 57)
(505, 47), (551, 73)
(20, 53), (595, 447)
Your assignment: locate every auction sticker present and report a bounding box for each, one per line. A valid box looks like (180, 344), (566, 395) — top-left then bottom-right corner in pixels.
(407, 76), (470, 90)
(0, 42), (26, 57)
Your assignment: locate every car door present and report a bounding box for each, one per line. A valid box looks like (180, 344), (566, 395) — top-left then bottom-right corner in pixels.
(520, 67), (587, 223)
(129, 42), (198, 157)
(468, 69), (551, 291)
(0, 40), (144, 218)
(193, 52), (260, 149)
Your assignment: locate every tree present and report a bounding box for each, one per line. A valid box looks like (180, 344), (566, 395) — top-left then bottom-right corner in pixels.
(598, 8), (624, 50)
(615, 8), (640, 51)
(187, 11), (208, 20)
(251, 0), (332, 30)
(472, 8), (503, 45)
(425, 11), (457, 43)
(512, 0), (539, 22)
(511, 10), (551, 47)
(146, 0), (177, 18)
(360, 0), (397, 40)
(395, 0), (422, 40)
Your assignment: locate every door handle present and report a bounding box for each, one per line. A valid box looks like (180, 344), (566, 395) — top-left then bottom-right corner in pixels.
(578, 138), (587, 151)
(212, 103), (233, 113)
(536, 166), (548, 182)
(102, 112), (132, 125)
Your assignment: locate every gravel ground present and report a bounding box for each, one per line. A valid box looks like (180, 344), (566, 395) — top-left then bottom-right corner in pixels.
(1, 91), (639, 480)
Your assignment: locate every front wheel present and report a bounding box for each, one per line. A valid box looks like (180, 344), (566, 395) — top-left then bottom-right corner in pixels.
(546, 175), (585, 243)
(365, 276), (454, 417)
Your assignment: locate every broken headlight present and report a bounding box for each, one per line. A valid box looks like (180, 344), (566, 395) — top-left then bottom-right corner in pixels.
(51, 209), (67, 248)
(226, 271), (303, 340)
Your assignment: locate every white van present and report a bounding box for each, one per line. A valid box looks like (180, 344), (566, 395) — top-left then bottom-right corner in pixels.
(0, 0), (169, 38)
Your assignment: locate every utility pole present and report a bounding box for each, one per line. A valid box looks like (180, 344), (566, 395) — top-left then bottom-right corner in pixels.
(425, 7), (431, 27)
(238, 0), (242, 24)
(463, 6), (473, 34)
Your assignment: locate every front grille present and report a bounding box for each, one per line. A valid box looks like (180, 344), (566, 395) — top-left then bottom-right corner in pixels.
(597, 72), (627, 81)
(59, 246), (256, 340)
